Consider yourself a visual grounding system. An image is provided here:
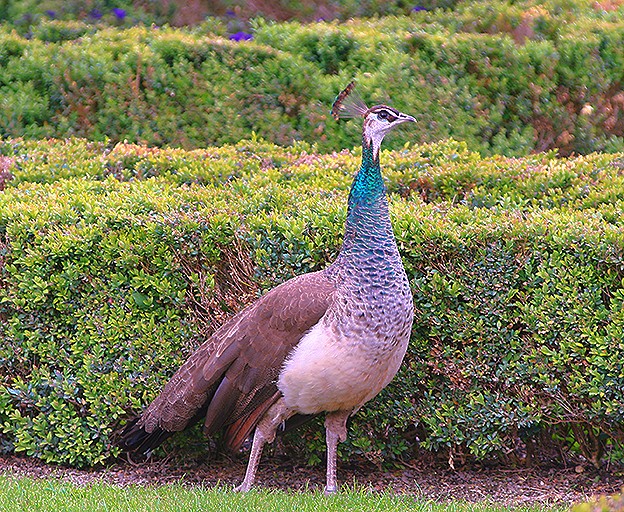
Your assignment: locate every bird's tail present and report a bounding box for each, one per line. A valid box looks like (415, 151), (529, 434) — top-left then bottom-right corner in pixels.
(118, 417), (173, 456)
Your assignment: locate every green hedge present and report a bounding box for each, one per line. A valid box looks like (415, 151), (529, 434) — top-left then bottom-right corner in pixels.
(0, 0), (456, 28)
(0, 137), (623, 468)
(1, 1), (624, 156)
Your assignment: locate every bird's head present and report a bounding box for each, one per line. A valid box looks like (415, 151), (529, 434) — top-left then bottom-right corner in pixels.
(362, 104), (416, 142)
(331, 81), (415, 157)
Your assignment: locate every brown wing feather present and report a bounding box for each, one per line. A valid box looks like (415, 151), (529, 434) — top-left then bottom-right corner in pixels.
(123, 269), (335, 453)
(223, 390), (280, 451)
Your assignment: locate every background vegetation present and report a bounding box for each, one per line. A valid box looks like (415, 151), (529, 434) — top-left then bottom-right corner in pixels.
(0, 0), (623, 479)
(0, 137), (623, 469)
(0, 0), (624, 155)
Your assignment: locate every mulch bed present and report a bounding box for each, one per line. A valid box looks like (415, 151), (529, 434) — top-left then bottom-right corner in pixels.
(1, 452), (623, 506)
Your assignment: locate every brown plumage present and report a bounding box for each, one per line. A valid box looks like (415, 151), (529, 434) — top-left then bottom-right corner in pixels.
(120, 271), (334, 454)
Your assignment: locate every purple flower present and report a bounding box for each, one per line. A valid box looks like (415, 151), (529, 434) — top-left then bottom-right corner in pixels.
(412, 6), (427, 12)
(113, 8), (127, 20)
(90, 8), (102, 20)
(45, 10), (56, 19)
(225, 10), (236, 17)
(229, 31), (253, 42)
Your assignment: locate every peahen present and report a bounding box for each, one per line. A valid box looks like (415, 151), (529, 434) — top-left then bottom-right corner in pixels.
(120, 82), (415, 493)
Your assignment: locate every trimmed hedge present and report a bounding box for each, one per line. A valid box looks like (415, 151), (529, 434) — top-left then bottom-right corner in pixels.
(0, 26), (322, 148)
(0, 1), (458, 28)
(0, 137), (623, 468)
(1, 1), (624, 156)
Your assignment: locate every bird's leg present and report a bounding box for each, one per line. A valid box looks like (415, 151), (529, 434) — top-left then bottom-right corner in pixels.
(234, 426), (266, 492)
(234, 399), (291, 492)
(324, 410), (350, 495)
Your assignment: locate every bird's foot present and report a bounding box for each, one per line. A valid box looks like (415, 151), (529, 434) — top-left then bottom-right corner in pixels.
(324, 485), (337, 495)
(234, 482), (252, 493)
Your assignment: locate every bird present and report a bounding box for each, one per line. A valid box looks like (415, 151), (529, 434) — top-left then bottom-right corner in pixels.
(119, 82), (415, 494)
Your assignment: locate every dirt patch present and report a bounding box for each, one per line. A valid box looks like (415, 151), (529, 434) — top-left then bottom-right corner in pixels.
(1, 453), (622, 506)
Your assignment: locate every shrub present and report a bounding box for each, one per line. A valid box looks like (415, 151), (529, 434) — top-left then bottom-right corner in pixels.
(574, 491), (624, 512)
(1, 2), (624, 155)
(0, 0), (456, 27)
(0, 137), (623, 468)
(31, 20), (96, 42)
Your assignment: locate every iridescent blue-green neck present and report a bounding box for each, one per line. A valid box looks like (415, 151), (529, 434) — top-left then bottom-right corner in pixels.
(336, 136), (397, 260)
(347, 137), (383, 210)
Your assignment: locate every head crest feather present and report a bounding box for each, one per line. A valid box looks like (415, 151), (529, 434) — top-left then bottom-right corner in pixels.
(331, 81), (368, 120)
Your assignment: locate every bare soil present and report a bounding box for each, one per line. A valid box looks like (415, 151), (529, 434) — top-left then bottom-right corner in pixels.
(1, 453), (623, 507)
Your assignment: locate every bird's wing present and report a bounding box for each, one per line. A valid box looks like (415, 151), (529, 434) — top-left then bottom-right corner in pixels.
(131, 269), (335, 451)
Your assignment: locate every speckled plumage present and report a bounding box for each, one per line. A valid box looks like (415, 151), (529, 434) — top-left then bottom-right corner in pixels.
(278, 137), (414, 417)
(120, 85), (415, 493)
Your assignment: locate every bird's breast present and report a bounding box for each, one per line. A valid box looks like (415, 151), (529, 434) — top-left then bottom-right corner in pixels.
(277, 314), (410, 416)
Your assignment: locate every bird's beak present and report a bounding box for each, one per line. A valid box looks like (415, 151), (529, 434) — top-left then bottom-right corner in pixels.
(397, 113), (416, 124)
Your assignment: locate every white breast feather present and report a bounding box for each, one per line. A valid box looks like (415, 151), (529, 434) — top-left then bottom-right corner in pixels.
(277, 321), (406, 415)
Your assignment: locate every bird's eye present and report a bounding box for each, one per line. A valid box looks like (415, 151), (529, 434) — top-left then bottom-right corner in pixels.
(377, 110), (389, 120)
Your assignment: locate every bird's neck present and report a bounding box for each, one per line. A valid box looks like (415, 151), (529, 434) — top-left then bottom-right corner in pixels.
(339, 134), (396, 257)
(347, 135), (383, 207)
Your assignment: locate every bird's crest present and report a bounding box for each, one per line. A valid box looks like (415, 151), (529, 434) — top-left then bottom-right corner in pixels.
(331, 81), (368, 120)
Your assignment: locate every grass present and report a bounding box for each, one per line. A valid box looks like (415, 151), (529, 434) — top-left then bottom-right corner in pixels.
(0, 475), (567, 512)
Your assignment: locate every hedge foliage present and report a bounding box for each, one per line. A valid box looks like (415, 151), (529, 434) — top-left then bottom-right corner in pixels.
(0, 0), (457, 27)
(0, 137), (623, 468)
(574, 491), (624, 512)
(0, 0), (624, 155)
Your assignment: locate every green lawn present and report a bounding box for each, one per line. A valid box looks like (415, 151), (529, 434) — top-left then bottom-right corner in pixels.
(0, 476), (566, 512)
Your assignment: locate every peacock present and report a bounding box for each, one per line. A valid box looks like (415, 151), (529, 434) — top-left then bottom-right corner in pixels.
(120, 82), (415, 493)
